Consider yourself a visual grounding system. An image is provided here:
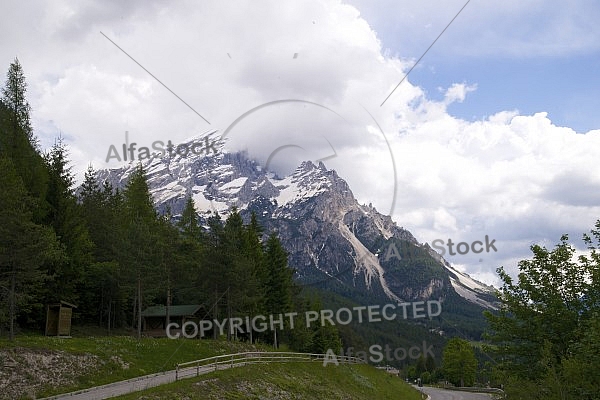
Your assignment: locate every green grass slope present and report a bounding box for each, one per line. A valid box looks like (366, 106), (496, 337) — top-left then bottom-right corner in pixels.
(115, 362), (423, 400)
(1, 335), (422, 400)
(0, 335), (269, 399)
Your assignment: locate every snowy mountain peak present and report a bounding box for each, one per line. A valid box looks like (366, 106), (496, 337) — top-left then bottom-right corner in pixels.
(94, 135), (497, 310)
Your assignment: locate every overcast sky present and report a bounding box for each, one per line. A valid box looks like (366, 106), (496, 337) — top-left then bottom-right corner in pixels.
(2, 0), (599, 286)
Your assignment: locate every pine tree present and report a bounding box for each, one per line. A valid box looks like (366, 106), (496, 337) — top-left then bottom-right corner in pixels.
(178, 196), (202, 239)
(80, 167), (124, 262)
(155, 207), (203, 326)
(264, 233), (293, 316)
(80, 166), (107, 261)
(0, 58), (48, 221)
(308, 298), (342, 353)
(222, 209), (261, 338)
(43, 139), (93, 303)
(200, 211), (227, 331)
(1, 58), (33, 144)
(172, 196), (205, 305)
(246, 213), (267, 307)
(0, 157), (62, 340)
(119, 164), (161, 338)
(78, 166), (125, 327)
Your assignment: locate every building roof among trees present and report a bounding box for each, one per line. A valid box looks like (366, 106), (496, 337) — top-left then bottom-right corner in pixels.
(141, 305), (202, 318)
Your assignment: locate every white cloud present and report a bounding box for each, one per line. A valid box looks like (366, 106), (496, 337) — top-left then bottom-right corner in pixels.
(1, 0), (599, 287)
(443, 83), (477, 105)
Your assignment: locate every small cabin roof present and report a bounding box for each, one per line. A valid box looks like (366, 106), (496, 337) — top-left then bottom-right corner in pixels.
(141, 304), (202, 318)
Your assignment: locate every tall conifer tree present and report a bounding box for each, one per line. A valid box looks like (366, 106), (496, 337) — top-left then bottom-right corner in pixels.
(120, 164), (160, 338)
(0, 58), (48, 221)
(43, 139), (93, 303)
(0, 157), (61, 340)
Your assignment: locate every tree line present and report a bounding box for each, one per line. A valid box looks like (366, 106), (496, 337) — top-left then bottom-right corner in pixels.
(403, 222), (600, 395)
(0, 58), (341, 353)
(482, 222), (600, 398)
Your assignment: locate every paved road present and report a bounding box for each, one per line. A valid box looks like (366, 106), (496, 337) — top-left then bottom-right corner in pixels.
(44, 362), (496, 400)
(416, 386), (494, 400)
(40, 364), (235, 400)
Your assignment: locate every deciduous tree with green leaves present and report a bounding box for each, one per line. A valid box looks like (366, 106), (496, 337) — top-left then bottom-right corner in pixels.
(442, 337), (477, 387)
(484, 220), (600, 399)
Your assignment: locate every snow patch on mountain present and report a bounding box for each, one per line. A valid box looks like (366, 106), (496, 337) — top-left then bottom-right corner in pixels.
(93, 134), (498, 310)
(445, 264), (498, 310)
(271, 162), (332, 208)
(221, 177), (248, 193)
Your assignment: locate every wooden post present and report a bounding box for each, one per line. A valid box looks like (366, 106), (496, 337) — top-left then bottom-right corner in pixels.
(166, 282), (171, 328)
(131, 294), (137, 331)
(137, 276), (142, 339)
(213, 287), (218, 340)
(227, 287), (231, 342)
(107, 299), (111, 336)
(9, 267), (15, 341)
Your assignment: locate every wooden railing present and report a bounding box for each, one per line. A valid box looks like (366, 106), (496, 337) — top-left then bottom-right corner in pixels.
(175, 351), (365, 380)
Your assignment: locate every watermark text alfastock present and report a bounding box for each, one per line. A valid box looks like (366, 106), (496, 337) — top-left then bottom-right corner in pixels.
(105, 130), (218, 163)
(431, 235), (497, 256)
(322, 341), (435, 366)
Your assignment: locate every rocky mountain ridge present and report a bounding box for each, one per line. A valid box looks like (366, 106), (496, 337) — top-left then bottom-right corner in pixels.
(96, 133), (498, 311)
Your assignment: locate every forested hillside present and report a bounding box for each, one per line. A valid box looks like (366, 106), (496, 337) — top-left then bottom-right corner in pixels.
(0, 59), (338, 353)
(4, 57), (600, 398)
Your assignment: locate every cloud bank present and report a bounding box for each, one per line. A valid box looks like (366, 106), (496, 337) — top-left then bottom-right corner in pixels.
(1, 0), (599, 285)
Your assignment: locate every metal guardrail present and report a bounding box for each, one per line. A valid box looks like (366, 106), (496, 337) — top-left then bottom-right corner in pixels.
(175, 351), (365, 380)
(444, 386), (505, 394)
